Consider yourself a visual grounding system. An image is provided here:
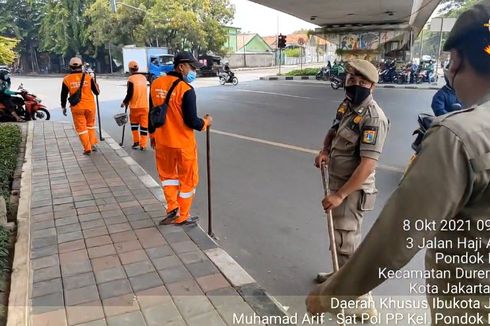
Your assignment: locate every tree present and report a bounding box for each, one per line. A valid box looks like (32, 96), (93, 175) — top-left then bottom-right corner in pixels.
(0, 37), (18, 65)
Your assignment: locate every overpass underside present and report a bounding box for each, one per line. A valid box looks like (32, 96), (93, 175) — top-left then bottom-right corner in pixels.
(250, 0), (442, 60)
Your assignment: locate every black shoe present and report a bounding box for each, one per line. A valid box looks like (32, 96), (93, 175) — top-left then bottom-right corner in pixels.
(92, 145), (98, 152)
(140, 146), (146, 151)
(175, 216), (199, 226)
(159, 208), (179, 225)
(132, 142), (139, 149)
(83, 150), (92, 156)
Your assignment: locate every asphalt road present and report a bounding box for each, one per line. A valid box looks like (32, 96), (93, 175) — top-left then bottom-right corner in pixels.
(11, 74), (437, 323)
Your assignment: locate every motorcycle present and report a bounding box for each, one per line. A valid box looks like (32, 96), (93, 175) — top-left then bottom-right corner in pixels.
(219, 72), (238, 86)
(330, 73), (345, 90)
(316, 66), (330, 81)
(17, 84), (50, 120)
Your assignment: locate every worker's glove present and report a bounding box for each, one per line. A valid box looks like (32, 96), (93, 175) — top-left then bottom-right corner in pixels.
(120, 102), (125, 108)
(62, 107), (67, 116)
(150, 138), (156, 149)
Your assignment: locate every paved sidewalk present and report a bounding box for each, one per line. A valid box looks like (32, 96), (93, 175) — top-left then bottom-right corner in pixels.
(15, 121), (285, 326)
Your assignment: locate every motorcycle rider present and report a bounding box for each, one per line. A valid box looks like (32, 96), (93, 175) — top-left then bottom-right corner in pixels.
(223, 62), (234, 81)
(431, 66), (462, 116)
(0, 69), (24, 122)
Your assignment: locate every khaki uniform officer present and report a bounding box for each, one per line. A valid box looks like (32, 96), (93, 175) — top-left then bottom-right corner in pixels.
(315, 59), (389, 269)
(307, 1), (490, 324)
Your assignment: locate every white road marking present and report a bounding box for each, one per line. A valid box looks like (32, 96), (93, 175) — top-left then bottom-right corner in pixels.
(234, 89), (316, 100)
(211, 129), (405, 173)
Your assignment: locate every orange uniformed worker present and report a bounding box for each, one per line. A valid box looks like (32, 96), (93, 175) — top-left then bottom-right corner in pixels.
(121, 60), (149, 150)
(61, 57), (100, 155)
(149, 52), (213, 226)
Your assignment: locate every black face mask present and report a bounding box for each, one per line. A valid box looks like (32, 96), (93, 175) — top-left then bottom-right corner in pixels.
(345, 85), (371, 106)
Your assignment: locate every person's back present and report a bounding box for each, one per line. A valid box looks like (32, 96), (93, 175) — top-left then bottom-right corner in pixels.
(431, 83), (462, 116)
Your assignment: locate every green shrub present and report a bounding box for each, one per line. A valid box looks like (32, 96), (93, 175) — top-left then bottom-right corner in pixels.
(284, 48), (301, 58)
(285, 68), (320, 76)
(0, 225), (11, 276)
(0, 124), (21, 200)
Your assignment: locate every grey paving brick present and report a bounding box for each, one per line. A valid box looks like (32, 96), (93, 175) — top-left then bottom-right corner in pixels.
(58, 239), (85, 253)
(58, 230), (83, 244)
(31, 236), (58, 250)
(83, 226), (109, 238)
(174, 295), (215, 319)
(65, 285), (100, 305)
(32, 254), (59, 270)
(61, 260), (92, 277)
(134, 286), (171, 309)
(33, 265), (61, 283)
(102, 293), (139, 318)
(103, 216), (128, 226)
(31, 220), (55, 231)
(86, 235), (112, 248)
(119, 249), (148, 265)
(76, 319), (108, 326)
(94, 265), (126, 285)
(110, 230), (137, 243)
(129, 272), (163, 292)
(163, 231), (189, 244)
(178, 250), (208, 265)
(91, 255), (121, 271)
(145, 246), (174, 260)
(196, 273), (230, 294)
(32, 278), (62, 298)
(158, 265), (193, 284)
(186, 260), (219, 279)
(66, 300), (105, 325)
(142, 302), (184, 326)
(31, 291), (65, 315)
(107, 223), (131, 234)
(129, 219), (155, 230)
(81, 219), (106, 231)
(107, 311), (146, 326)
(166, 279), (202, 296)
(114, 240), (142, 254)
(152, 255), (182, 271)
(55, 216), (79, 227)
(63, 272), (96, 290)
(31, 245), (58, 259)
(78, 212), (102, 222)
(98, 278), (133, 300)
(171, 240), (199, 255)
(57, 223), (81, 235)
(123, 260), (155, 278)
(187, 310), (227, 326)
(88, 244), (116, 259)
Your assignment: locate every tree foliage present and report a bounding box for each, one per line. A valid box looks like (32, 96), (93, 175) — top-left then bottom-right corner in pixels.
(0, 37), (18, 65)
(0, 0), (234, 72)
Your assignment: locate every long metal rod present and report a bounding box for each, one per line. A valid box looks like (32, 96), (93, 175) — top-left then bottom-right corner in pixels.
(119, 105), (128, 146)
(320, 163), (339, 272)
(93, 67), (104, 141)
(206, 123), (214, 237)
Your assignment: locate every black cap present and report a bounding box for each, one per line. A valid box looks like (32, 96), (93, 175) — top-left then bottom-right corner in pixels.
(173, 52), (204, 69)
(444, 0), (490, 51)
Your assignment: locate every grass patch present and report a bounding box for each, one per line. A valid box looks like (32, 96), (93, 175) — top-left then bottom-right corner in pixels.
(0, 125), (21, 201)
(285, 68), (320, 76)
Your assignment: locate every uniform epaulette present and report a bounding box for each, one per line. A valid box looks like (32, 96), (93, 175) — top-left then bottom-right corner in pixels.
(435, 107), (476, 125)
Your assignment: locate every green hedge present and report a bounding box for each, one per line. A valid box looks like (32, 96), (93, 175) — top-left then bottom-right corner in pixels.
(0, 124), (21, 200)
(285, 68), (320, 76)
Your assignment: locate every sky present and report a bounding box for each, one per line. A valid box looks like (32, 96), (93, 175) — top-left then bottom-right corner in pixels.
(230, 0), (319, 37)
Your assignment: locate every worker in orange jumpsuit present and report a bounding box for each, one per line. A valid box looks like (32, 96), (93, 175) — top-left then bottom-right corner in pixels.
(61, 57), (100, 155)
(121, 60), (149, 150)
(149, 52), (213, 225)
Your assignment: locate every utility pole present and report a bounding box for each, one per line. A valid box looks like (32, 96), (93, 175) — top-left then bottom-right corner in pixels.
(243, 34), (246, 67)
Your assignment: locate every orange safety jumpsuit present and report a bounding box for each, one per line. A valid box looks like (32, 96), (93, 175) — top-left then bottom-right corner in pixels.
(62, 72), (99, 152)
(124, 73), (149, 148)
(149, 72), (208, 223)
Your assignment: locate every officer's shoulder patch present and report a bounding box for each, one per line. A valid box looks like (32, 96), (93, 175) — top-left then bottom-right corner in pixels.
(362, 126), (378, 145)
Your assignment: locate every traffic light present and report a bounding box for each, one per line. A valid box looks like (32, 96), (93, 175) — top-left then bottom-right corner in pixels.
(278, 34), (287, 49)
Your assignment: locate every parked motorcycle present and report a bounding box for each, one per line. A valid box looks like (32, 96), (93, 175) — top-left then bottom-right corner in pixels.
(218, 72), (238, 86)
(330, 73), (345, 89)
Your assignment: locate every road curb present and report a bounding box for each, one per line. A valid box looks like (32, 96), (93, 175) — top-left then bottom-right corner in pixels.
(7, 121), (33, 326)
(101, 130), (290, 319)
(260, 76), (317, 81)
(260, 75), (441, 90)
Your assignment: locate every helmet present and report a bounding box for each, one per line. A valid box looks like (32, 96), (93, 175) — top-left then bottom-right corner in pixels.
(0, 69), (10, 82)
(69, 57), (82, 68)
(128, 60), (139, 71)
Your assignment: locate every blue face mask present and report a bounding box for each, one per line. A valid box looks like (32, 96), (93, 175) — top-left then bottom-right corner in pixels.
(184, 70), (197, 83)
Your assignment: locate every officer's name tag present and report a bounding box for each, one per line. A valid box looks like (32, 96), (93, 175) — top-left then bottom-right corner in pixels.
(362, 126), (378, 145)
